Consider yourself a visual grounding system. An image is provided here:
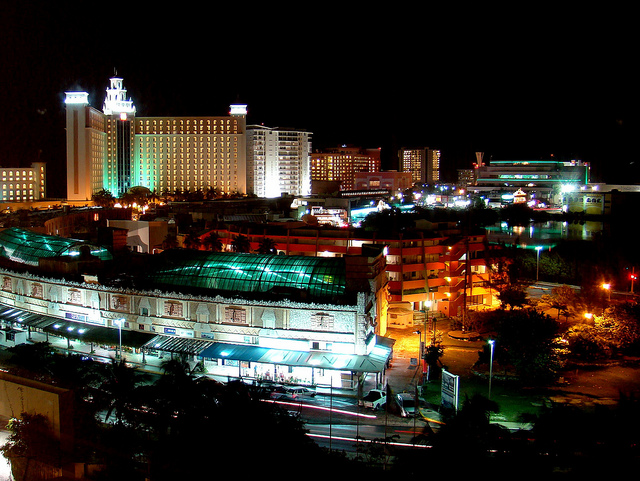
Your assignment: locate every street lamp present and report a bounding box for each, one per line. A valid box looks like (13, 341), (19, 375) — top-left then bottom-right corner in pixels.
(114, 318), (124, 360)
(535, 246), (543, 282)
(488, 339), (495, 400)
(601, 283), (611, 314)
(413, 329), (423, 359)
(423, 300), (433, 346)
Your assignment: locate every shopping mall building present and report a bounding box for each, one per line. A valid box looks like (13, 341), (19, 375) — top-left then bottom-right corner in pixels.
(0, 228), (391, 391)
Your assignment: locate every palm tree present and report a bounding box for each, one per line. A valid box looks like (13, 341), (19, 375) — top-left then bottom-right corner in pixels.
(182, 231), (202, 250)
(202, 231), (223, 252)
(162, 234), (178, 250)
(231, 234), (251, 253)
(92, 189), (116, 208)
(97, 358), (149, 426)
(257, 237), (278, 254)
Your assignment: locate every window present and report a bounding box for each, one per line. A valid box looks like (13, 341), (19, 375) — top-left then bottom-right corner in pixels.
(164, 301), (183, 317)
(311, 313), (334, 330)
(224, 306), (246, 324)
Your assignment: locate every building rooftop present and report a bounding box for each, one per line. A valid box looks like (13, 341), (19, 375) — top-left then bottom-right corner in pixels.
(145, 249), (347, 300)
(0, 227), (113, 266)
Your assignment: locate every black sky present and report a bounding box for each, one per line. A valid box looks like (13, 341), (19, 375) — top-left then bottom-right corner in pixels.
(1, 2), (637, 198)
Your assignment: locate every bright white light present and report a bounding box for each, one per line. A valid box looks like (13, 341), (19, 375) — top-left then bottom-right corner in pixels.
(230, 104), (247, 115)
(64, 92), (89, 105)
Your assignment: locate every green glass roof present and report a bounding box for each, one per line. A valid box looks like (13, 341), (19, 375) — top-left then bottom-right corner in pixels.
(0, 227), (113, 266)
(149, 249), (347, 299)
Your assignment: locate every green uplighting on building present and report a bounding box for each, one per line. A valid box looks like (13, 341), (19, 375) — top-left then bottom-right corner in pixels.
(0, 227), (113, 266)
(148, 249), (347, 299)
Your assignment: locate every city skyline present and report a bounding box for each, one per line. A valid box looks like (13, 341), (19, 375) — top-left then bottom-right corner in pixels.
(1, 3), (636, 198)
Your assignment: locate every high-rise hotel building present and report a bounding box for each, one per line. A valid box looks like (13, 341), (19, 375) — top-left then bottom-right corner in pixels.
(65, 77), (249, 201)
(399, 147), (440, 185)
(246, 125), (311, 198)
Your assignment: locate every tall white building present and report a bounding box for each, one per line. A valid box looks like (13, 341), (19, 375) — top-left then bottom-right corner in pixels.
(65, 77), (248, 200)
(246, 125), (311, 198)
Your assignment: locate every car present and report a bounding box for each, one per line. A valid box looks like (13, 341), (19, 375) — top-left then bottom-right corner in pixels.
(270, 385), (316, 400)
(285, 386), (317, 399)
(359, 389), (387, 410)
(397, 392), (420, 417)
(268, 385), (289, 400)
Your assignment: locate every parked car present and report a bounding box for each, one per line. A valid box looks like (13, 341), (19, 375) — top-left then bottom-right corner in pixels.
(397, 392), (420, 417)
(359, 389), (387, 410)
(285, 386), (317, 399)
(270, 385), (316, 400)
(269, 385), (289, 400)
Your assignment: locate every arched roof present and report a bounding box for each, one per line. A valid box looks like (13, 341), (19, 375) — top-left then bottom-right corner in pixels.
(148, 249), (347, 299)
(0, 227), (112, 266)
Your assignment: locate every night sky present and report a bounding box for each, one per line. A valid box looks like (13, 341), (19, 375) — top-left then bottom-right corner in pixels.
(1, 2), (636, 198)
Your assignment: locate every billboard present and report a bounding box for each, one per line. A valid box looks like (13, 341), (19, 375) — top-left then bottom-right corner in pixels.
(441, 369), (459, 411)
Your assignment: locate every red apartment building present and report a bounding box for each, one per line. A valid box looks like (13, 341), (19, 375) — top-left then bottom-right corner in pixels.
(311, 146), (381, 191)
(199, 223), (492, 329)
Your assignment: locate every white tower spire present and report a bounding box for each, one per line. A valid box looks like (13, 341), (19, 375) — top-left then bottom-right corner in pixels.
(103, 77), (136, 116)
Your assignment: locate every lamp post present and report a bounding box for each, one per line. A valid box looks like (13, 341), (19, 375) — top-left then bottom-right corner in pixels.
(535, 246), (543, 282)
(114, 318), (124, 360)
(413, 329), (425, 383)
(601, 283), (611, 314)
(423, 300), (432, 346)
(488, 339), (495, 400)
(413, 330), (423, 359)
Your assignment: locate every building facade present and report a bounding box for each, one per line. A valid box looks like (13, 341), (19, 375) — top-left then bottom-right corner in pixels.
(0, 229), (391, 390)
(196, 223), (492, 319)
(0, 162), (46, 202)
(65, 77), (248, 200)
(246, 125), (311, 198)
(399, 147), (441, 185)
(353, 171), (413, 195)
(311, 146), (381, 191)
(472, 159), (590, 204)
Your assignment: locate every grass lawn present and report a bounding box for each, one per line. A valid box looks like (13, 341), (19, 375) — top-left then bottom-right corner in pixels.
(419, 373), (547, 423)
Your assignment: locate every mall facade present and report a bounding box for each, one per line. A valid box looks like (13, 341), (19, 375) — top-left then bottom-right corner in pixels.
(0, 228), (391, 390)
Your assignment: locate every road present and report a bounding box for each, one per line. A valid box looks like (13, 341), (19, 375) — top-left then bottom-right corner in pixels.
(267, 394), (439, 454)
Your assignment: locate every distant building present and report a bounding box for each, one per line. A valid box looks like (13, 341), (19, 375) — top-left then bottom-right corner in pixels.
(472, 159), (590, 204)
(353, 171), (413, 195)
(246, 125), (311, 198)
(65, 77), (248, 200)
(563, 183), (640, 216)
(398, 147), (440, 185)
(457, 168), (475, 187)
(311, 146), (381, 190)
(0, 162), (46, 202)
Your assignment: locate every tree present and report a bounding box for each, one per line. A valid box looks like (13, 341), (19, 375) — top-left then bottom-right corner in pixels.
(161, 234), (178, 250)
(538, 284), (577, 319)
(97, 358), (150, 426)
(256, 237), (278, 254)
(92, 189), (116, 208)
(182, 231), (202, 250)
(231, 234), (251, 253)
(497, 286), (529, 310)
(424, 343), (444, 381)
(1, 412), (61, 480)
(360, 207), (415, 232)
(492, 309), (563, 384)
(201, 231), (223, 252)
